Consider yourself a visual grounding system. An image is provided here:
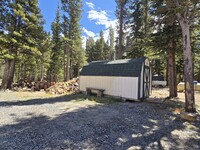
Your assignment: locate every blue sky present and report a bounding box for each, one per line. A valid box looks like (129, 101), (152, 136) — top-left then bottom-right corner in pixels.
(39, 0), (116, 46)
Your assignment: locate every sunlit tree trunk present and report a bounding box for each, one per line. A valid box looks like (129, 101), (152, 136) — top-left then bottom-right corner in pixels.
(1, 58), (15, 90)
(176, 13), (196, 112)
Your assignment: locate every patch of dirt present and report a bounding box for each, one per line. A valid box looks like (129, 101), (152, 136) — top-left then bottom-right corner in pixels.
(150, 88), (200, 106)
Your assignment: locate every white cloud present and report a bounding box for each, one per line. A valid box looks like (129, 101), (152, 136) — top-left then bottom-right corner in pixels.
(88, 9), (117, 29)
(82, 2), (118, 49)
(86, 2), (94, 9)
(82, 27), (96, 37)
(82, 27), (118, 49)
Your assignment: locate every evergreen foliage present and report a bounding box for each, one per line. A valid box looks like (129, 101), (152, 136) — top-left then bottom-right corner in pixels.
(61, 0), (85, 78)
(48, 4), (63, 82)
(85, 36), (95, 62)
(108, 26), (115, 60)
(115, 0), (128, 59)
(0, 0), (46, 89)
(85, 29), (115, 62)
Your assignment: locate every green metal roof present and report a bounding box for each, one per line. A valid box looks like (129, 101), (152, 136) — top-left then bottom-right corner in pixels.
(80, 57), (147, 77)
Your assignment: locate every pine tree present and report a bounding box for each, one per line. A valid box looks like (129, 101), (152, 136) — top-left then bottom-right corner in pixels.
(48, 4), (63, 82)
(172, 0), (200, 112)
(99, 30), (106, 60)
(115, 0), (128, 59)
(94, 39), (103, 61)
(61, 0), (85, 78)
(1, 0), (44, 90)
(108, 26), (115, 60)
(126, 0), (144, 58)
(103, 41), (110, 60)
(37, 32), (52, 81)
(125, 0), (152, 59)
(86, 28), (114, 62)
(62, 14), (71, 81)
(18, 13), (47, 82)
(150, 0), (179, 98)
(151, 0), (199, 112)
(85, 36), (95, 62)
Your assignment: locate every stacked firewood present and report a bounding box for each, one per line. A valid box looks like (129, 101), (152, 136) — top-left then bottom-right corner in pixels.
(45, 78), (79, 95)
(12, 79), (51, 91)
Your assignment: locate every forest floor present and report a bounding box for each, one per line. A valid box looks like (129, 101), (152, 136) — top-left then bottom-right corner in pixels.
(0, 88), (199, 149)
(150, 87), (200, 108)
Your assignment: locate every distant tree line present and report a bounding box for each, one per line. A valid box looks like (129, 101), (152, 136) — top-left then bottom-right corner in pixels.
(85, 27), (115, 62)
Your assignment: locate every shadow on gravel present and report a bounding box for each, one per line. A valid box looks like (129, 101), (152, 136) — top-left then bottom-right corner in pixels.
(0, 93), (123, 107)
(0, 93), (83, 107)
(0, 97), (199, 149)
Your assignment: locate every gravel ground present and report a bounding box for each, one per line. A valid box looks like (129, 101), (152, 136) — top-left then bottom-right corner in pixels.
(0, 90), (200, 150)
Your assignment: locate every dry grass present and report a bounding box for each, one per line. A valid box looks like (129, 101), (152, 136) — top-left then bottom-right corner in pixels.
(0, 90), (58, 101)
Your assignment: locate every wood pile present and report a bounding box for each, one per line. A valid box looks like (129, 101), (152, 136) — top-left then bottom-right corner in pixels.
(46, 78), (79, 95)
(12, 79), (53, 92)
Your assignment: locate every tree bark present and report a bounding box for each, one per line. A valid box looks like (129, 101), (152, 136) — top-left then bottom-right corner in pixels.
(1, 58), (16, 90)
(64, 46), (71, 82)
(166, 57), (169, 86)
(178, 18), (195, 112)
(66, 49), (71, 81)
(144, 0), (148, 34)
(167, 18), (177, 98)
(64, 48), (67, 82)
(167, 38), (177, 98)
(40, 64), (44, 81)
(117, 1), (124, 59)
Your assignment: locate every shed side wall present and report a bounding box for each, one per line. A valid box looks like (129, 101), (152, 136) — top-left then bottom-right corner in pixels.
(80, 76), (138, 99)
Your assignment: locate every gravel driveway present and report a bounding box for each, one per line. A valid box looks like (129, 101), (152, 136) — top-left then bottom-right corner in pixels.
(0, 92), (199, 150)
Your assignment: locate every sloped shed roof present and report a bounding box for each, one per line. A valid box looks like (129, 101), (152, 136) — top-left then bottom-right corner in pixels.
(80, 57), (147, 77)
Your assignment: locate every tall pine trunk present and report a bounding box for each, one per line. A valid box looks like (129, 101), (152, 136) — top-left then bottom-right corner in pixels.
(144, 0), (148, 34)
(66, 49), (71, 81)
(166, 17), (177, 97)
(1, 58), (16, 90)
(167, 38), (177, 98)
(64, 45), (71, 82)
(64, 49), (67, 82)
(117, 2), (124, 59)
(166, 57), (169, 86)
(178, 18), (195, 112)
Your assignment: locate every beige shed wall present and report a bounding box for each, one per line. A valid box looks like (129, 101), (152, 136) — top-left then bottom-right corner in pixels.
(80, 76), (138, 99)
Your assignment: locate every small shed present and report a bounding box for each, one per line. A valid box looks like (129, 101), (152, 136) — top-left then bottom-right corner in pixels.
(79, 57), (152, 100)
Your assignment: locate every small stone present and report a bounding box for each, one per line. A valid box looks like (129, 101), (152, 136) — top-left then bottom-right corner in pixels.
(180, 112), (197, 122)
(127, 146), (142, 150)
